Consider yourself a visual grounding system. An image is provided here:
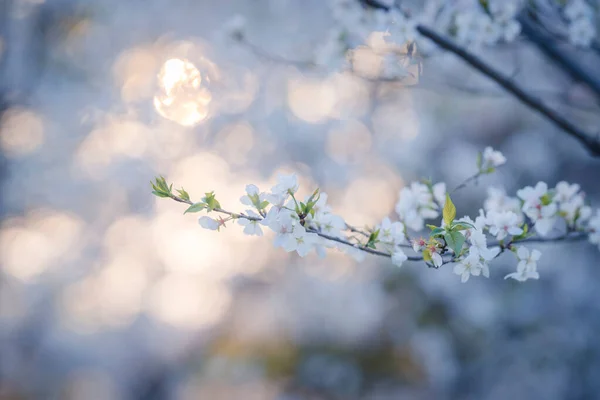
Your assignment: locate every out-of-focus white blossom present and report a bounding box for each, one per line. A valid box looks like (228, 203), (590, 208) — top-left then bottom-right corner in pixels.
(484, 187), (522, 217)
(271, 173), (299, 196)
(589, 211), (600, 249)
(505, 246), (541, 282)
(377, 217), (407, 250)
(395, 182), (446, 231)
(392, 249), (408, 267)
(564, 0), (593, 21)
(487, 210), (523, 240)
(568, 18), (596, 48)
(481, 146), (506, 170)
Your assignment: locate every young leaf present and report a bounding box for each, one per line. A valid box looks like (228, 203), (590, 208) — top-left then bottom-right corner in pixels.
(152, 190), (170, 198)
(452, 221), (475, 231)
(430, 227), (445, 237)
(176, 188), (190, 202)
(184, 202), (206, 214)
(444, 231), (465, 255)
(203, 192), (221, 211)
(443, 194), (456, 225)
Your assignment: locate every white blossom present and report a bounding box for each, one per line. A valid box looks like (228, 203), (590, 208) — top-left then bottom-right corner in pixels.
(395, 182), (446, 231)
(271, 173), (299, 196)
(237, 210), (264, 236)
(487, 210), (523, 240)
(240, 184), (267, 208)
(391, 249), (408, 267)
(199, 216), (220, 231)
(469, 229), (500, 261)
(484, 187), (522, 216)
(412, 237), (427, 253)
(588, 211), (600, 249)
(564, 0), (593, 21)
(282, 225), (318, 257)
(377, 217), (407, 249)
(505, 246), (541, 282)
(517, 182), (557, 236)
(453, 250), (484, 283)
(568, 18), (596, 48)
(269, 210), (297, 248)
(481, 146), (506, 170)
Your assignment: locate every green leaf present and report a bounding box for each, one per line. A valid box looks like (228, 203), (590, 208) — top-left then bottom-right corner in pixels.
(176, 188), (190, 201)
(444, 231), (465, 255)
(184, 202), (206, 214)
(426, 224), (438, 230)
(452, 221), (475, 231)
(259, 200), (270, 209)
(152, 190), (170, 198)
(443, 194), (456, 225)
(203, 192), (221, 211)
(430, 227), (445, 237)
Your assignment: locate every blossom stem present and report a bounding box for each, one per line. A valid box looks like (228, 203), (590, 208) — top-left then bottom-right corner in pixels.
(451, 172), (482, 194)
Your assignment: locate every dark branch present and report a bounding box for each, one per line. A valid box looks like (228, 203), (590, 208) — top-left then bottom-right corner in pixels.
(518, 13), (600, 102)
(415, 25), (600, 157)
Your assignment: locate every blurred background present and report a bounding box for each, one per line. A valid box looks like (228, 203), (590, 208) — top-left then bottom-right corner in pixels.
(1, 0), (600, 399)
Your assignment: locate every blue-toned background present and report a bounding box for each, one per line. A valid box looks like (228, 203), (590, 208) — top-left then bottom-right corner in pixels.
(1, 1), (599, 399)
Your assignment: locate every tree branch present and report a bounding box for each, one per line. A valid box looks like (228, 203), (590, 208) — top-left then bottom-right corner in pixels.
(358, 0), (600, 155)
(519, 11), (600, 101)
(165, 191), (590, 268)
(415, 25), (600, 157)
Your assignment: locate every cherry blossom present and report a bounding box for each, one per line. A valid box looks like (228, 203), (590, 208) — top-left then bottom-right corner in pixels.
(238, 210), (264, 236)
(391, 250), (408, 267)
(505, 246), (541, 282)
(199, 216), (221, 230)
(453, 250), (484, 283)
(282, 225), (318, 257)
(154, 142), (600, 285)
(487, 210), (523, 240)
(481, 146), (507, 170)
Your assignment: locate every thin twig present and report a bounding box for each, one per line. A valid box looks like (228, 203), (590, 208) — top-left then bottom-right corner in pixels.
(451, 172), (483, 194)
(345, 223), (370, 238)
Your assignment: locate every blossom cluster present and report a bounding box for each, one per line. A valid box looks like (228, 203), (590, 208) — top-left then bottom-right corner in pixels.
(316, 0), (525, 79)
(222, 0), (598, 81)
(563, 0), (597, 47)
(152, 146), (599, 284)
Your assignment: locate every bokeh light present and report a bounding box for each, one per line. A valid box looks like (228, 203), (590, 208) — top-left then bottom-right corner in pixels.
(153, 58), (212, 126)
(0, 107), (45, 157)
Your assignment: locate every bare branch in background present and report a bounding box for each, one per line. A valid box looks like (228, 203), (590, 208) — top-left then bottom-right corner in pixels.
(519, 13), (600, 102)
(415, 25), (600, 157)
